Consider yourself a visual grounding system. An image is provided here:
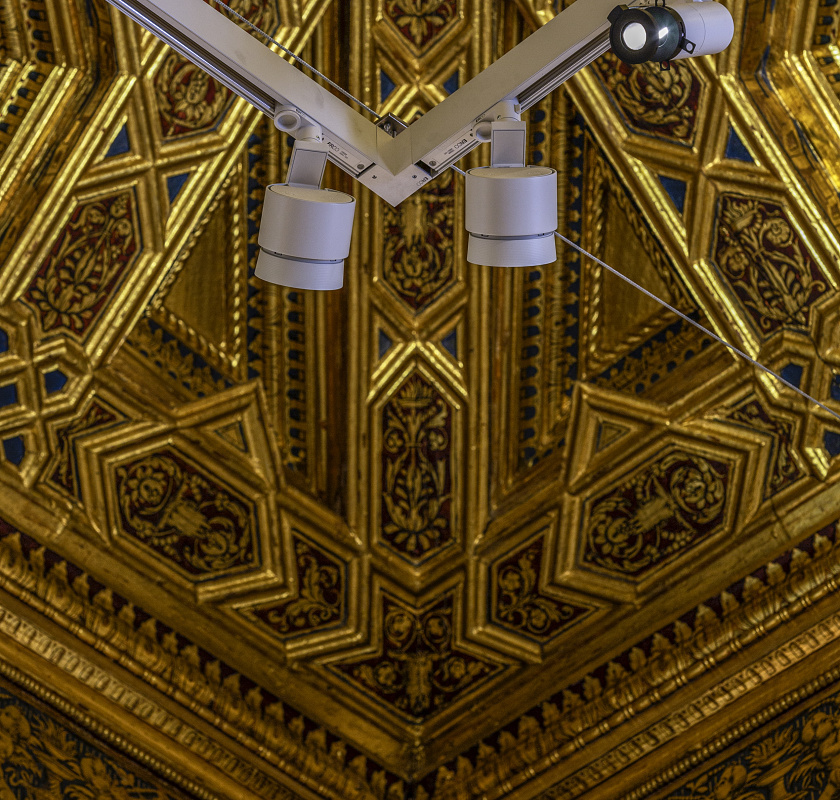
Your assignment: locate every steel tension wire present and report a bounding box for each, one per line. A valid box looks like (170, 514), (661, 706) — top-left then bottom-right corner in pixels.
(206, 0), (381, 118)
(450, 162), (840, 424)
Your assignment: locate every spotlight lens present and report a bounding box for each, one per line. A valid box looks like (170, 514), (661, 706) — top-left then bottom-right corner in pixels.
(622, 22), (647, 50)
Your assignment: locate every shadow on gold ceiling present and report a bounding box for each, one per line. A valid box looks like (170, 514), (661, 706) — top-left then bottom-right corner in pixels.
(3, 0), (840, 797)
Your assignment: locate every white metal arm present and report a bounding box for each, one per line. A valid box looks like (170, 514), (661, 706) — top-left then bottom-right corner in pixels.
(105, 0), (664, 205)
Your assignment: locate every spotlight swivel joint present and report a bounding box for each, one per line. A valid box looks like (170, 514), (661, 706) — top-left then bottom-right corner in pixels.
(465, 103), (558, 268)
(255, 109), (357, 290)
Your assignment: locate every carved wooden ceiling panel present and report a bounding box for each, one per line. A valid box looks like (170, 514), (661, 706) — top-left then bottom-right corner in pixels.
(3, 0), (840, 798)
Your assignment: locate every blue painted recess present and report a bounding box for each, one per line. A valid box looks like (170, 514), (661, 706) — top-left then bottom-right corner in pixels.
(2, 436), (24, 466)
(725, 126), (754, 163)
(105, 124), (131, 158)
(658, 176), (687, 214)
(378, 329), (393, 359)
(167, 173), (190, 203)
(444, 71), (459, 95)
(0, 383), (18, 408)
(0, 328), (8, 354)
(832, 373), (840, 402)
(441, 329), (457, 359)
(825, 430), (840, 458)
(44, 369), (68, 395)
(380, 71), (396, 103)
(780, 363), (804, 389)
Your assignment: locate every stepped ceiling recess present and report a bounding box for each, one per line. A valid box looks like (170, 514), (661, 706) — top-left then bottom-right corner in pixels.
(5, 0), (840, 798)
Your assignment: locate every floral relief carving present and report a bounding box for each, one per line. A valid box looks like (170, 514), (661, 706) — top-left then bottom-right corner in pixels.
(0, 691), (177, 800)
(335, 594), (500, 719)
(728, 399), (802, 498)
(25, 193), (140, 336)
(714, 196), (828, 335)
(383, 0), (458, 50)
(248, 538), (343, 635)
(494, 537), (589, 639)
(584, 451), (730, 576)
(592, 53), (702, 145)
(115, 449), (257, 576)
(155, 54), (232, 138)
(667, 696), (840, 799)
(382, 174), (455, 311)
(50, 401), (119, 496)
(381, 373), (453, 560)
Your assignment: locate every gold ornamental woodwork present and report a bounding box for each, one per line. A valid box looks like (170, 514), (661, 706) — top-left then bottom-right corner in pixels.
(3, 0), (840, 799)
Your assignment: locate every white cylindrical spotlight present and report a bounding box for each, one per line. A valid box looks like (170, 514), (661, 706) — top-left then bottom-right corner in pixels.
(465, 166), (557, 267)
(256, 184), (356, 290)
(670, 1), (734, 60)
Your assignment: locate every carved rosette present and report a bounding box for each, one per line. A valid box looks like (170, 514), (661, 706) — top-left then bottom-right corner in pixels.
(383, 0), (459, 52)
(115, 449), (257, 577)
(334, 594), (501, 719)
(24, 192), (141, 337)
(592, 53), (702, 145)
(492, 537), (589, 640)
(382, 174), (456, 312)
(245, 538), (344, 636)
(380, 373), (453, 560)
(583, 451), (730, 576)
(713, 195), (828, 335)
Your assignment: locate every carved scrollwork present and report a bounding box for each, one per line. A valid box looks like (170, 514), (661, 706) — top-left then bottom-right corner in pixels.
(115, 450), (256, 576)
(336, 595), (499, 719)
(714, 196), (828, 335)
(584, 451), (729, 576)
(494, 537), (588, 639)
(381, 374), (453, 559)
(249, 539), (343, 635)
(24, 192), (140, 336)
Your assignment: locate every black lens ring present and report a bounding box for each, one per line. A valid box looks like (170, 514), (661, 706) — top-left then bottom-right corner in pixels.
(647, 5), (685, 62)
(609, 8), (659, 64)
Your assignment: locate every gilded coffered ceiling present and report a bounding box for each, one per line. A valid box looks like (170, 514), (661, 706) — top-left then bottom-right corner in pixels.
(4, 0), (840, 798)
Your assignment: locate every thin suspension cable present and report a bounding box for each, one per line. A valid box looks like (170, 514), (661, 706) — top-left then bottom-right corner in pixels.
(206, 0), (381, 118)
(449, 164), (840, 424)
(555, 231), (840, 424)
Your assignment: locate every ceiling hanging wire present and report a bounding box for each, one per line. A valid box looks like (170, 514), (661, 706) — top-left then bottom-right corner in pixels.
(205, 0), (381, 118)
(450, 161), (840, 426)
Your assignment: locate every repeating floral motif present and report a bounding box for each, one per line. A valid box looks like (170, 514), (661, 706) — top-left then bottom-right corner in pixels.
(155, 2), (272, 137)
(493, 537), (589, 639)
(50, 401), (119, 496)
(383, 0), (458, 50)
(381, 374), (453, 560)
(335, 594), (500, 719)
(0, 689), (179, 800)
(584, 451), (729, 576)
(382, 174), (455, 311)
(666, 695), (840, 799)
(592, 53), (702, 145)
(115, 450), (256, 576)
(728, 399), (802, 498)
(248, 538), (343, 635)
(714, 196), (828, 335)
(25, 193), (140, 336)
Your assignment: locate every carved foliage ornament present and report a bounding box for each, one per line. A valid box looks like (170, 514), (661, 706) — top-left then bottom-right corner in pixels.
(381, 373), (453, 560)
(493, 537), (589, 640)
(584, 451), (729, 576)
(383, 0), (458, 50)
(115, 449), (257, 576)
(714, 195), (828, 335)
(593, 53), (702, 145)
(382, 175), (456, 311)
(249, 538), (343, 635)
(667, 693), (840, 799)
(0, 689), (179, 800)
(336, 594), (500, 719)
(25, 192), (140, 337)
